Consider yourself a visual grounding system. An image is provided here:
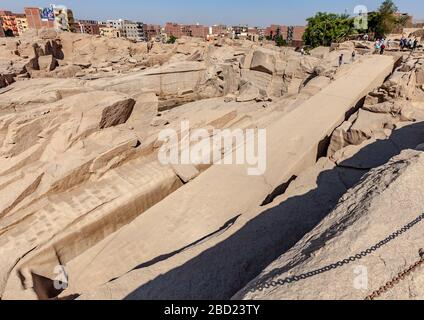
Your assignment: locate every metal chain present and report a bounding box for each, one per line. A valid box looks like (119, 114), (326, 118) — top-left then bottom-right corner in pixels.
(250, 213), (424, 293)
(365, 251), (424, 300)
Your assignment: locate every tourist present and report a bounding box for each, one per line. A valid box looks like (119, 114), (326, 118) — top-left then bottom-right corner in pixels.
(339, 54), (344, 67)
(400, 36), (406, 50)
(380, 41), (386, 55)
(375, 40), (381, 54)
(351, 50), (356, 63)
(413, 38), (418, 51)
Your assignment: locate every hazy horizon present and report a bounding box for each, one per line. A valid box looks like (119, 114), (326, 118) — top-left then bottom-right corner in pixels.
(1, 0), (424, 26)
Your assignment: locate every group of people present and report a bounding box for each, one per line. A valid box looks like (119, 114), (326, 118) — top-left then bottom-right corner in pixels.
(400, 37), (419, 51)
(374, 39), (387, 55)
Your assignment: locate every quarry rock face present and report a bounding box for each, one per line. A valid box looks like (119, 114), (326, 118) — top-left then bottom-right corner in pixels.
(237, 149), (424, 300)
(52, 54), (394, 300)
(1, 31), (424, 301)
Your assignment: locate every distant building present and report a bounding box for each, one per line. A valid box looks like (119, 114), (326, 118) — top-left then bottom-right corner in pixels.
(265, 24), (286, 39)
(0, 10), (19, 36)
(78, 19), (98, 25)
(144, 24), (161, 41)
(25, 5), (75, 31)
(231, 25), (249, 39)
(256, 27), (266, 40)
(290, 26), (306, 46)
(100, 26), (121, 38)
(165, 22), (184, 38)
(55, 7), (75, 31)
(0, 11), (13, 17)
(208, 24), (228, 40)
(164, 22), (208, 39)
(246, 27), (265, 41)
(211, 24), (227, 37)
(189, 24), (208, 39)
(25, 7), (55, 29)
(265, 24), (306, 46)
(104, 19), (148, 41)
(74, 19), (100, 35)
(16, 16), (28, 35)
(122, 21), (146, 42)
(107, 19), (125, 31)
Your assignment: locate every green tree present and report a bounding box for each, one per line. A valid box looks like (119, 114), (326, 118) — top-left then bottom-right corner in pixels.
(275, 35), (287, 47)
(167, 35), (177, 44)
(303, 12), (357, 48)
(368, 0), (406, 38)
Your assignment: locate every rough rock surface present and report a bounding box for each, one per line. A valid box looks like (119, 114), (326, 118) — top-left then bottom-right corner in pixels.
(1, 32), (423, 301)
(48, 54), (394, 301)
(237, 149), (424, 300)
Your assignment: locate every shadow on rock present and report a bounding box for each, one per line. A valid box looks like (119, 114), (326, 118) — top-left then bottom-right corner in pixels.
(123, 121), (424, 300)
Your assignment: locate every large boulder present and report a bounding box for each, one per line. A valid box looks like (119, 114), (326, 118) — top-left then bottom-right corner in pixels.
(236, 81), (260, 102)
(37, 55), (58, 72)
(348, 109), (396, 143)
(65, 91), (136, 130)
(300, 76), (331, 96)
(250, 48), (276, 75)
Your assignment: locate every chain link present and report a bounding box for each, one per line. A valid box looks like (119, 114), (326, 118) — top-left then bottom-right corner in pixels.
(365, 253), (424, 300)
(249, 213), (424, 293)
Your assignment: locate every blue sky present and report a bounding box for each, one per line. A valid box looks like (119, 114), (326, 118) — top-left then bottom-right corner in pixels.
(2, 0), (424, 26)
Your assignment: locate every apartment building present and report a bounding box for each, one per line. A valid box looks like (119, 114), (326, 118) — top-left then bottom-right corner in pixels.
(74, 20), (101, 35)
(165, 22), (209, 39)
(123, 21), (146, 42)
(100, 26), (121, 38)
(291, 26), (306, 46)
(265, 24), (287, 39)
(144, 24), (161, 41)
(0, 10), (19, 36)
(16, 16), (28, 35)
(25, 7), (54, 29)
(211, 24), (227, 37)
(25, 5), (75, 31)
(165, 22), (184, 38)
(107, 19), (124, 30)
(189, 24), (208, 38)
(231, 25), (249, 39)
(105, 19), (147, 41)
(57, 7), (75, 31)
